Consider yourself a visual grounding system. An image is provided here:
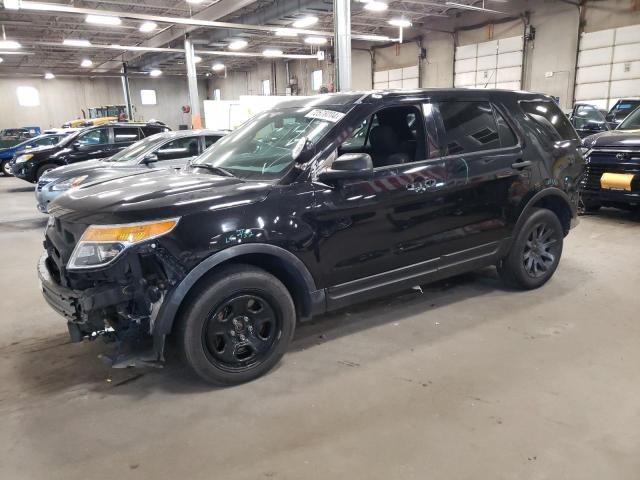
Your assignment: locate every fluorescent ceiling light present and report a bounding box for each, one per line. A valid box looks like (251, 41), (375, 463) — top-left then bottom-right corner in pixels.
(193, 55), (202, 63)
(44, 72), (55, 80)
(80, 59), (93, 67)
(228, 39), (248, 50)
(86, 15), (121, 26)
(292, 16), (318, 28)
(356, 34), (391, 41)
(388, 18), (412, 27)
(139, 21), (158, 33)
(4, 0), (21, 9)
(149, 69), (163, 77)
(304, 36), (327, 45)
(64, 39), (92, 47)
(0, 40), (21, 49)
(275, 29), (298, 37)
(263, 49), (283, 57)
(212, 63), (225, 71)
(445, 2), (504, 13)
(364, 1), (388, 11)
(186, 0), (205, 3)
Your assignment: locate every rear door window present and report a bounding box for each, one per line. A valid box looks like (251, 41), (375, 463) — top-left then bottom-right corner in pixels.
(519, 100), (578, 141)
(437, 101), (501, 155)
(205, 135), (222, 148)
(493, 108), (518, 147)
(114, 127), (141, 144)
(155, 137), (200, 160)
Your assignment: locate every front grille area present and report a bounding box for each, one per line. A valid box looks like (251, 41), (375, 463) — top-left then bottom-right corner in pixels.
(37, 179), (48, 191)
(581, 150), (640, 192)
(44, 219), (87, 285)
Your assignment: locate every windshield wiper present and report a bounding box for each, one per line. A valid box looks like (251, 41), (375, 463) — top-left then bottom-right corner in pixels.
(191, 163), (236, 177)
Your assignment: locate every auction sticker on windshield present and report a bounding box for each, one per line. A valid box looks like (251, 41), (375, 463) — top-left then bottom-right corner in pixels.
(305, 109), (345, 123)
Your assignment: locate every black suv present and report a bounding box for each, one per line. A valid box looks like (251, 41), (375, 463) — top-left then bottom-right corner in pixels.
(12, 122), (170, 183)
(38, 90), (583, 385)
(580, 106), (640, 211)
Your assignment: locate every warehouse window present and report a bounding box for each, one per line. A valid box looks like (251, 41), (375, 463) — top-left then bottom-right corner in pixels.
(140, 89), (157, 105)
(261, 79), (271, 96)
(312, 70), (323, 92)
(16, 86), (40, 107)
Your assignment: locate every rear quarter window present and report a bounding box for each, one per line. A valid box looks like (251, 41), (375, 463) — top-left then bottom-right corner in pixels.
(519, 100), (578, 141)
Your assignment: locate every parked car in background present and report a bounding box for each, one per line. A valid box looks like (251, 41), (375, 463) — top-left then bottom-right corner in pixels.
(604, 99), (640, 130)
(0, 127), (41, 148)
(11, 121), (170, 183)
(36, 129), (226, 212)
(1, 132), (74, 177)
(567, 103), (610, 138)
(38, 89), (583, 385)
(580, 106), (640, 212)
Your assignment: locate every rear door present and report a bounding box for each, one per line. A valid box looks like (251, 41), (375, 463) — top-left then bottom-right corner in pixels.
(112, 126), (143, 154)
(432, 99), (528, 262)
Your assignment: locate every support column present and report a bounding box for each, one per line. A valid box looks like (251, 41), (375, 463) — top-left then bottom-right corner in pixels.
(120, 62), (133, 121)
(333, 0), (352, 91)
(184, 35), (202, 128)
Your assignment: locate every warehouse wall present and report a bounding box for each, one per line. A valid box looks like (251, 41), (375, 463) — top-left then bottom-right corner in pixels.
(0, 76), (208, 131)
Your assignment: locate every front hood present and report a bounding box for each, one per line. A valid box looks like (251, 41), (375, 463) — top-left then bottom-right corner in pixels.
(583, 129), (640, 149)
(49, 168), (273, 224)
(41, 159), (105, 182)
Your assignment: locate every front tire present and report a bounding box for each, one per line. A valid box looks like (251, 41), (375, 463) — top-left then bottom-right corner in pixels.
(36, 163), (58, 181)
(1, 159), (12, 177)
(176, 264), (296, 386)
(498, 208), (564, 290)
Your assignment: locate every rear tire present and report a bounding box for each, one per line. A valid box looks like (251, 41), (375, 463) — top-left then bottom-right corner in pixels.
(498, 208), (564, 290)
(176, 264), (296, 386)
(36, 163), (58, 181)
(1, 160), (12, 177)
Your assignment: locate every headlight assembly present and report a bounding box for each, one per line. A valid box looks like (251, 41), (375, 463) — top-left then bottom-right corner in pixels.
(51, 175), (88, 191)
(67, 218), (180, 269)
(15, 153), (34, 163)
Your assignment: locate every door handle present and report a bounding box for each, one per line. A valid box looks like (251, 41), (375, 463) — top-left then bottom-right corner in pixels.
(512, 160), (532, 169)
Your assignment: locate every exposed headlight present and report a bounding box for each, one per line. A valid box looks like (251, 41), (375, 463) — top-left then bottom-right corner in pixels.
(51, 175), (88, 191)
(67, 218), (180, 269)
(15, 153), (34, 163)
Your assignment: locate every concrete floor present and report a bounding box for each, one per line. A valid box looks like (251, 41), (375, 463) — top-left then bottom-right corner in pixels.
(1, 175), (639, 480)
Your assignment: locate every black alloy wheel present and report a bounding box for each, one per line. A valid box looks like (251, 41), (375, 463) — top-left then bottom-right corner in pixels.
(203, 294), (281, 372)
(522, 222), (561, 278)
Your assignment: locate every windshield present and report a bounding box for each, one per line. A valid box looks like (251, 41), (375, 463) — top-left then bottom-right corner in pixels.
(106, 134), (164, 163)
(617, 107), (640, 130)
(192, 107), (344, 180)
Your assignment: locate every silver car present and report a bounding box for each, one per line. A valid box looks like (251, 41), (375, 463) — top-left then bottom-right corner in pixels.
(36, 129), (226, 212)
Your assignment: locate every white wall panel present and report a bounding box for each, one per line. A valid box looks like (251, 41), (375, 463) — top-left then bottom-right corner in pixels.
(388, 79), (403, 89)
(374, 82), (387, 89)
(477, 40), (498, 56)
(498, 51), (523, 68)
(615, 24), (640, 45)
(388, 68), (403, 81)
(498, 36), (524, 53)
(613, 45), (640, 63)
(580, 29), (615, 50)
(610, 79), (640, 98)
(496, 81), (521, 90)
(477, 55), (497, 70)
(577, 46), (613, 67)
(454, 72), (475, 86)
(455, 44), (477, 60)
(402, 65), (419, 78)
(373, 70), (388, 83)
(402, 77), (419, 89)
(455, 58), (476, 73)
(497, 66), (522, 82)
(611, 60), (640, 80)
(576, 64), (611, 84)
(575, 82), (610, 101)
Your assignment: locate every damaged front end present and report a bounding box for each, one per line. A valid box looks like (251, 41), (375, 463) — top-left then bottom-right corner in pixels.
(38, 216), (187, 367)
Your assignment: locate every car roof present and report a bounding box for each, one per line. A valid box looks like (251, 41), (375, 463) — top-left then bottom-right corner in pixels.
(145, 129), (227, 141)
(273, 88), (551, 109)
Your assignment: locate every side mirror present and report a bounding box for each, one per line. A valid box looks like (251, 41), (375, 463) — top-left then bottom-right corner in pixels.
(141, 153), (159, 165)
(72, 141), (81, 150)
(318, 153), (374, 183)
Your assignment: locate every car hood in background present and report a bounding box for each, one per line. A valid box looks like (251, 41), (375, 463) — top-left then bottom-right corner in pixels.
(48, 167), (272, 224)
(583, 129), (640, 149)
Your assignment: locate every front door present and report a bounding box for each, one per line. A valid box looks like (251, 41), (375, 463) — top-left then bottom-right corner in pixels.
(311, 102), (451, 306)
(67, 127), (112, 163)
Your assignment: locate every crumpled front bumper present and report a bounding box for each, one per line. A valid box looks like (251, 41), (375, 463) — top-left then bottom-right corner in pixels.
(38, 254), (135, 342)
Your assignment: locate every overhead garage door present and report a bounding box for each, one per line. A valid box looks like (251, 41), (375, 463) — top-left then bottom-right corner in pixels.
(575, 24), (640, 110)
(373, 65), (419, 90)
(454, 36), (523, 90)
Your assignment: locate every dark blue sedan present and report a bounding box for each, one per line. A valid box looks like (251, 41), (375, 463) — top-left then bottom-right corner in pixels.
(1, 133), (70, 176)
